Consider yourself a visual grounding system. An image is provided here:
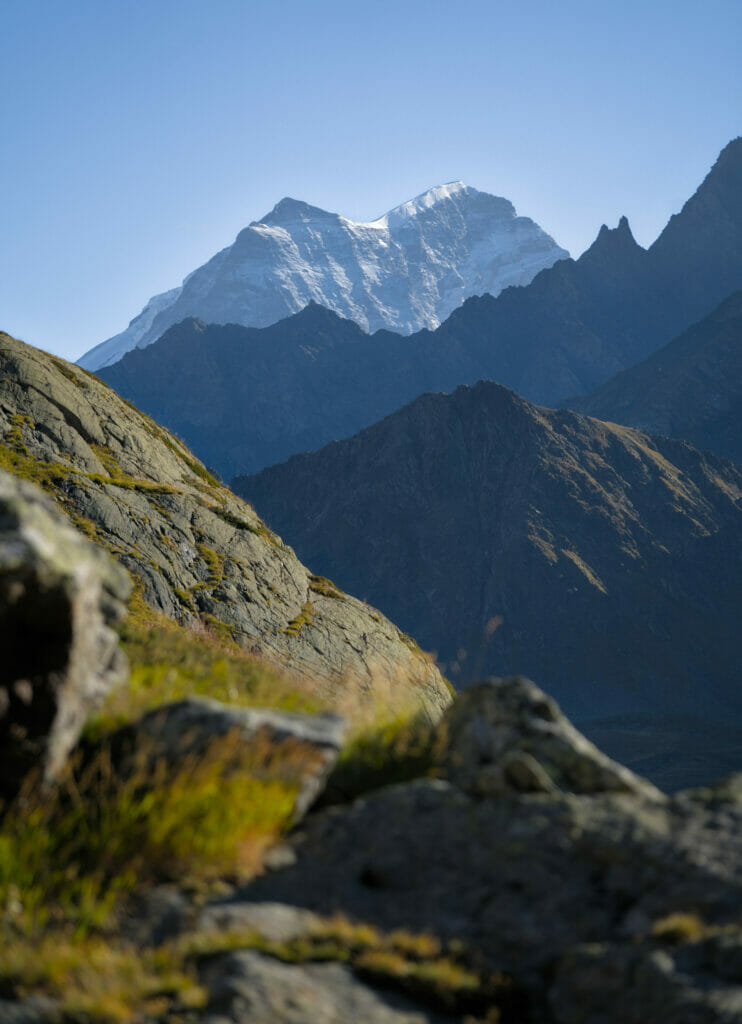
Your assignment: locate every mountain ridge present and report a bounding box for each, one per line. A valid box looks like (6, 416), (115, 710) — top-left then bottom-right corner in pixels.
(234, 377), (742, 735)
(565, 289), (742, 465)
(97, 139), (742, 477)
(79, 182), (567, 370)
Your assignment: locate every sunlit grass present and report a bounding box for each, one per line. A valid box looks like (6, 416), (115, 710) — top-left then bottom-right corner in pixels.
(88, 589), (324, 735)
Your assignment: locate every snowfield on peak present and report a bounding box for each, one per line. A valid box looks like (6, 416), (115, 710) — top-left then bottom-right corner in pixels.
(79, 183), (568, 370)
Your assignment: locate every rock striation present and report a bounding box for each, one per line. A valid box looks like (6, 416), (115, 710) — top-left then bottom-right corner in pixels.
(79, 182), (568, 370)
(0, 469), (130, 802)
(0, 331), (451, 722)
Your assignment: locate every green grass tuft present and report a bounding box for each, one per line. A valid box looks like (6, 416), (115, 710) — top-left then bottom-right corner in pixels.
(282, 600), (315, 637)
(319, 712), (438, 806)
(308, 573), (344, 599)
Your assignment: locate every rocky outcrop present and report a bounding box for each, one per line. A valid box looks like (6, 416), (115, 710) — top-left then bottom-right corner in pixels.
(230, 678), (742, 1023)
(198, 951), (457, 1024)
(111, 697), (347, 820)
(0, 470), (130, 802)
(440, 677), (662, 800)
(0, 331), (451, 722)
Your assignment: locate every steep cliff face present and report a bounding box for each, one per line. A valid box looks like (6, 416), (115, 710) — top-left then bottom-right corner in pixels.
(0, 331), (451, 720)
(235, 380), (742, 729)
(566, 290), (742, 466)
(79, 181), (567, 370)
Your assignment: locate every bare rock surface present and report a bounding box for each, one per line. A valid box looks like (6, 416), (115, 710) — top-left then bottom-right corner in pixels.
(234, 679), (742, 1022)
(196, 901), (323, 944)
(440, 677), (663, 799)
(0, 469), (130, 801)
(0, 331), (451, 721)
(198, 949), (457, 1024)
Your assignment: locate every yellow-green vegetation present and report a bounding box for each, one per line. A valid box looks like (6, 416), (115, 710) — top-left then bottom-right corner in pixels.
(214, 504), (284, 547)
(0, 735), (299, 934)
(6, 413), (34, 455)
(282, 599), (315, 636)
(193, 542), (224, 590)
(183, 455), (220, 488)
(321, 711), (439, 806)
(0, 431), (180, 500)
(86, 443), (182, 497)
(0, 934), (205, 1023)
(51, 356), (85, 387)
(93, 589), (323, 732)
(651, 912), (708, 945)
(185, 915), (515, 1019)
(0, 912), (516, 1023)
(308, 573), (344, 598)
(0, 440), (73, 491)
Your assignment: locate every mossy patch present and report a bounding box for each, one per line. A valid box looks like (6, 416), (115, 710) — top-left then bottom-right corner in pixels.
(308, 573), (344, 599)
(319, 712), (439, 807)
(192, 543), (224, 591)
(0, 934), (206, 1023)
(283, 600), (315, 637)
(50, 357), (86, 388)
(187, 915), (518, 1020)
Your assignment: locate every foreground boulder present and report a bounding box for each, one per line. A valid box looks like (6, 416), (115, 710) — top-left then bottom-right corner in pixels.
(440, 677), (662, 799)
(232, 678), (742, 1022)
(0, 470), (130, 802)
(199, 950), (457, 1024)
(110, 696), (347, 820)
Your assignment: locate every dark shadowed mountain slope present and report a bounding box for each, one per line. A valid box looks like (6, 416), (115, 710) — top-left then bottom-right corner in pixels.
(0, 331), (451, 719)
(98, 304), (475, 479)
(566, 290), (742, 466)
(99, 140), (742, 478)
(234, 380), (742, 727)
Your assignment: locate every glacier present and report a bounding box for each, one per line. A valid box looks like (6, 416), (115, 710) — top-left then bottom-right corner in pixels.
(78, 182), (568, 370)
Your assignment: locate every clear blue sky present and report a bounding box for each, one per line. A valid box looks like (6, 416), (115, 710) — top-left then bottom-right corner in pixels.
(1, 0), (740, 361)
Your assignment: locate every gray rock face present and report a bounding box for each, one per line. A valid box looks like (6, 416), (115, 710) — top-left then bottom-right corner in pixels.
(440, 677), (663, 800)
(117, 697), (347, 819)
(0, 470), (130, 801)
(196, 901), (323, 944)
(199, 950), (454, 1024)
(237, 679), (742, 1022)
(550, 938), (742, 1024)
(0, 331), (451, 722)
(0, 997), (61, 1024)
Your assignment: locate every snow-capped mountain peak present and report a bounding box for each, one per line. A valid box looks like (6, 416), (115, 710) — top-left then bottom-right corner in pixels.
(78, 184), (568, 370)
